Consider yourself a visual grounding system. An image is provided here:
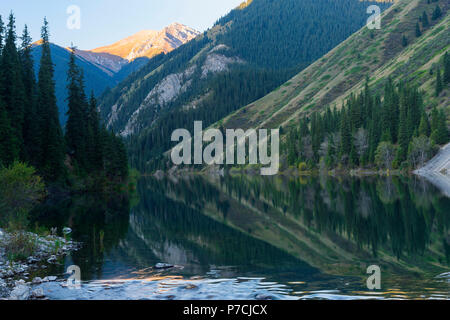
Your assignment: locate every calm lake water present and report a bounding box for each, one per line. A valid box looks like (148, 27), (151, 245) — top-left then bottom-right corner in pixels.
(31, 175), (450, 300)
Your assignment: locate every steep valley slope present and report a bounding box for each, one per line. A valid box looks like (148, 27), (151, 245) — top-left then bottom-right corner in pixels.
(216, 0), (449, 133)
(98, 0), (392, 171)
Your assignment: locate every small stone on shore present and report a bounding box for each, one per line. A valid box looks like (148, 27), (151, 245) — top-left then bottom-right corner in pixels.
(32, 277), (43, 284)
(31, 288), (45, 299)
(155, 263), (174, 269)
(9, 284), (30, 300)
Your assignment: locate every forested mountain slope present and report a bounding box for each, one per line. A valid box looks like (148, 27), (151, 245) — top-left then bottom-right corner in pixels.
(32, 43), (117, 125)
(31, 24), (198, 125)
(98, 0), (391, 171)
(217, 0), (449, 133)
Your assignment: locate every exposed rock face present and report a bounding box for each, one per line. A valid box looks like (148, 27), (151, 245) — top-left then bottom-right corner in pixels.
(90, 23), (200, 62)
(74, 50), (128, 75)
(120, 66), (196, 137)
(201, 46), (244, 78)
(113, 45), (245, 137)
(145, 66), (196, 106)
(31, 23), (199, 126)
(202, 53), (242, 78)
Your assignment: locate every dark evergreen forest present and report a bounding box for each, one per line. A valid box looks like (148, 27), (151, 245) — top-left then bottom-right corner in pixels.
(0, 14), (128, 189)
(285, 53), (450, 171)
(98, 0), (391, 172)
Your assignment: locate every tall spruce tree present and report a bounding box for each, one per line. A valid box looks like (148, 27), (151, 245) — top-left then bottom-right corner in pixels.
(340, 107), (352, 159)
(430, 107), (439, 133)
(431, 110), (449, 145)
(1, 13), (25, 158)
(285, 77), (437, 170)
(36, 18), (66, 181)
(20, 24), (40, 164)
(444, 52), (450, 84)
(0, 95), (18, 166)
(431, 5), (442, 20)
(65, 47), (88, 171)
(0, 15), (3, 54)
(397, 97), (409, 162)
(418, 112), (431, 137)
(415, 22), (422, 37)
(422, 11), (429, 28)
(86, 92), (102, 171)
(436, 67), (443, 96)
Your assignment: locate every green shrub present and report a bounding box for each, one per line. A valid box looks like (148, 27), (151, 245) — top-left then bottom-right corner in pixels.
(0, 162), (47, 230)
(3, 232), (38, 261)
(298, 162), (308, 171)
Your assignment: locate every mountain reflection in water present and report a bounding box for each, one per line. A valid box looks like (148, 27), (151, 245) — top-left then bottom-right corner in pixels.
(32, 175), (450, 300)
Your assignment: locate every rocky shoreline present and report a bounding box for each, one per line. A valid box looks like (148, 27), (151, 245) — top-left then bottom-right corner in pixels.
(0, 228), (80, 300)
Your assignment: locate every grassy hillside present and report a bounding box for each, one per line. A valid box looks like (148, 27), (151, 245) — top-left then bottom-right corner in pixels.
(97, 0), (391, 171)
(217, 0), (449, 132)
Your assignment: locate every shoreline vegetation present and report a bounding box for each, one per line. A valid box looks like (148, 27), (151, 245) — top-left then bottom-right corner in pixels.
(283, 75), (449, 175)
(156, 161), (438, 178)
(153, 53), (450, 178)
(0, 227), (80, 300)
(0, 14), (134, 299)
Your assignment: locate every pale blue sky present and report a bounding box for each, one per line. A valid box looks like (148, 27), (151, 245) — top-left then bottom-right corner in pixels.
(0, 0), (243, 50)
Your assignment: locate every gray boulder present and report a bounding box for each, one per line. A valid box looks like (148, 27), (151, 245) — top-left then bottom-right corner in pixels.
(9, 284), (30, 300)
(32, 277), (43, 284)
(31, 288), (45, 299)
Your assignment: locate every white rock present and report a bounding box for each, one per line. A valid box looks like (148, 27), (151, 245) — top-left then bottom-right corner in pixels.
(32, 277), (43, 284)
(27, 256), (38, 264)
(31, 288), (45, 299)
(9, 285), (30, 300)
(43, 276), (57, 282)
(155, 263), (174, 269)
(14, 279), (26, 286)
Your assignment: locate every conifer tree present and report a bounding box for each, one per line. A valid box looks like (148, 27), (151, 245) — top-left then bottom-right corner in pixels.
(102, 130), (128, 180)
(86, 92), (102, 171)
(1, 13), (25, 158)
(431, 110), (449, 145)
(36, 18), (66, 181)
(431, 5), (442, 20)
(340, 108), (352, 159)
(415, 22), (422, 37)
(349, 143), (358, 167)
(65, 47), (88, 171)
(20, 25), (40, 164)
(430, 107), (439, 133)
(287, 131), (296, 166)
(325, 134), (335, 168)
(444, 52), (450, 84)
(422, 11), (429, 28)
(0, 16), (4, 54)
(402, 35), (408, 47)
(418, 112), (431, 137)
(397, 99), (408, 162)
(0, 96), (18, 166)
(436, 67), (443, 96)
